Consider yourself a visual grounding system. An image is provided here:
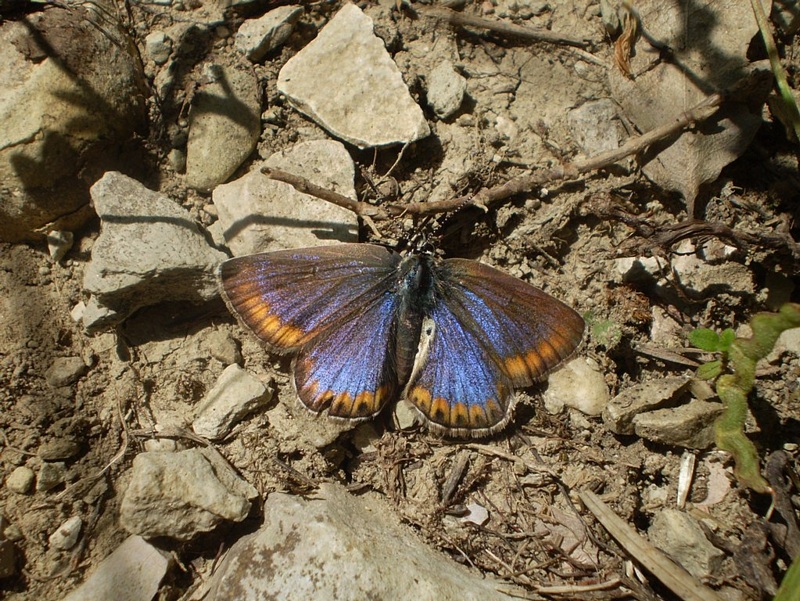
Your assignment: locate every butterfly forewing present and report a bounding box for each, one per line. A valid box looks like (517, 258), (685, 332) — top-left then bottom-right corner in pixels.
(219, 244), (402, 352)
(219, 244), (404, 419)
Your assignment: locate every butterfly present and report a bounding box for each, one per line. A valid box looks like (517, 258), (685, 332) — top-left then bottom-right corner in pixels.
(218, 243), (584, 437)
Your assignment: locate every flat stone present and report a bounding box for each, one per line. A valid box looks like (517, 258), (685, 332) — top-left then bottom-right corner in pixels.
(567, 99), (626, 157)
(208, 330), (242, 365)
(632, 400), (723, 449)
(426, 61), (467, 120)
(48, 516), (83, 550)
(63, 536), (169, 601)
(145, 31), (172, 65)
(235, 5), (302, 62)
(671, 240), (755, 297)
(5, 466), (35, 494)
(119, 448), (257, 540)
(648, 509), (725, 579)
(36, 461), (66, 492)
(47, 230), (74, 262)
(44, 356), (87, 387)
(192, 364), (272, 440)
(206, 483), (514, 601)
(82, 172), (227, 333)
(603, 376), (692, 435)
(185, 62), (261, 191)
(277, 3), (430, 148)
(543, 357), (609, 416)
(38, 438), (82, 461)
(213, 139), (358, 255)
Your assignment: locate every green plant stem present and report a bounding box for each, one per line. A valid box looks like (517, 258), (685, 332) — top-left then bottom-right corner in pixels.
(714, 303), (800, 493)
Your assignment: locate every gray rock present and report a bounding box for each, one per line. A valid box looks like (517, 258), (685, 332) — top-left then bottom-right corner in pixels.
(207, 483), (514, 601)
(5, 466), (35, 494)
(145, 31), (172, 65)
(567, 99), (626, 157)
(648, 509), (725, 579)
(426, 61), (467, 120)
(277, 3), (430, 148)
(392, 399), (421, 431)
(44, 357), (87, 387)
(671, 241), (754, 297)
(38, 438), (81, 461)
(213, 139), (358, 256)
(62, 535), (169, 601)
(193, 364), (272, 440)
(185, 62), (261, 191)
(119, 448), (257, 540)
(82, 172), (228, 333)
(235, 5), (303, 62)
(266, 400), (356, 449)
(46, 230), (74, 262)
(543, 357), (609, 416)
(603, 376), (692, 435)
(36, 462), (66, 492)
(0, 8), (145, 242)
(208, 330), (242, 365)
(632, 400), (723, 449)
(48, 516), (83, 550)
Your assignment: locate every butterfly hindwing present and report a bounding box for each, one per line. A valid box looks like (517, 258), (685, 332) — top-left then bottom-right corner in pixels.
(405, 258), (585, 436)
(219, 244), (403, 418)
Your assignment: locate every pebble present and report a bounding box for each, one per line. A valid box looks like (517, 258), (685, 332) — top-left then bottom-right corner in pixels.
(185, 62), (261, 192)
(36, 462), (67, 492)
(426, 61), (467, 120)
(38, 438), (82, 461)
(120, 448), (256, 540)
(235, 5), (303, 62)
(277, 3), (430, 148)
(632, 400), (723, 449)
(208, 330), (242, 365)
(603, 376), (692, 435)
(46, 230), (74, 262)
(145, 31), (172, 65)
(5, 466), (35, 494)
(192, 364), (272, 440)
(567, 99), (626, 158)
(392, 399), (421, 431)
(44, 356), (87, 388)
(62, 536), (169, 601)
(48, 516), (83, 550)
(543, 357), (609, 416)
(82, 172), (227, 333)
(648, 509), (724, 579)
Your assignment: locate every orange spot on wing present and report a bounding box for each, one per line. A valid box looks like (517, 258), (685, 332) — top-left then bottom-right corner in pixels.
(430, 398), (450, 423)
(451, 402), (470, 427)
(469, 404), (488, 428)
(408, 387), (432, 414)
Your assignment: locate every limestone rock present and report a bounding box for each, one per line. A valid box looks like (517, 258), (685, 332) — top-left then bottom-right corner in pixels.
(82, 172), (227, 333)
(277, 3), (429, 148)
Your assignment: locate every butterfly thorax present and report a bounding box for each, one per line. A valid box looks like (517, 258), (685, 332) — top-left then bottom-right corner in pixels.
(392, 252), (438, 386)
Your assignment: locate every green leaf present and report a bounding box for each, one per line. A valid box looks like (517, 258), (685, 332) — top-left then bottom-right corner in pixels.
(696, 360), (722, 380)
(718, 328), (736, 351)
(690, 328), (720, 351)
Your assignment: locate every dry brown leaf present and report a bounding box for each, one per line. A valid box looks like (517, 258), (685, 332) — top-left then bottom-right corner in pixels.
(609, 0), (773, 214)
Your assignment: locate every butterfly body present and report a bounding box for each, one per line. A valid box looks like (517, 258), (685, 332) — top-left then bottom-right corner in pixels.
(219, 243), (584, 437)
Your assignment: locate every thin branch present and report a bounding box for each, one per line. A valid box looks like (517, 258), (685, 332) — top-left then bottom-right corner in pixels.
(420, 6), (590, 48)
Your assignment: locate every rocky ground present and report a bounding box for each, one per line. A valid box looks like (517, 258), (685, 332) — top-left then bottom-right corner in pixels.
(1, 0), (799, 599)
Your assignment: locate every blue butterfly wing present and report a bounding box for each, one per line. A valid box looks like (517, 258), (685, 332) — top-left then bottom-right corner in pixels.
(405, 258), (584, 436)
(219, 244), (403, 418)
